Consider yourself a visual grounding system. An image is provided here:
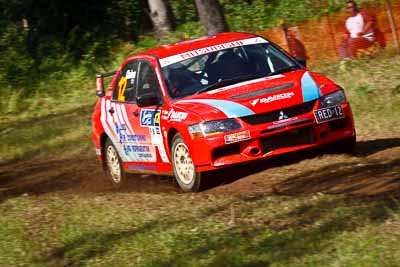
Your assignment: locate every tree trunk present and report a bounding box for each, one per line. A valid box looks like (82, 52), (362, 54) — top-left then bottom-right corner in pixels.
(384, 0), (400, 54)
(194, 0), (229, 36)
(147, 0), (175, 40)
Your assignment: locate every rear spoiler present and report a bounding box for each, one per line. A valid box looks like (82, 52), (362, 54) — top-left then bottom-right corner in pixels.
(96, 71), (117, 97)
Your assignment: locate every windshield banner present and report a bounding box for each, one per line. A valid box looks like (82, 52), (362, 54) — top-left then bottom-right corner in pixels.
(159, 37), (268, 67)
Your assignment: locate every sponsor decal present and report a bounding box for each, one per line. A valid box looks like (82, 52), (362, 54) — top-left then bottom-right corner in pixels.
(149, 125), (163, 145)
(118, 133), (146, 143)
(267, 117), (311, 130)
(250, 92), (295, 106)
(140, 109), (160, 127)
(101, 102), (169, 163)
(139, 109), (169, 162)
(140, 109), (170, 163)
(115, 122), (146, 143)
(250, 99), (259, 106)
(273, 116), (297, 125)
(115, 122), (126, 134)
(100, 100), (158, 162)
(224, 130), (251, 144)
(101, 100), (128, 161)
(126, 69), (136, 79)
(159, 37), (268, 67)
(126, 134), (146, 142)
(123, 144), (150, 155)
(161, 109), (188, 122)
(127, 164), (157, 171)
(150, 126), (161, 135)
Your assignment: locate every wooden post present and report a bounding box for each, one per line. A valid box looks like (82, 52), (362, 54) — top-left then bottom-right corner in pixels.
(384, 0), (400, 54)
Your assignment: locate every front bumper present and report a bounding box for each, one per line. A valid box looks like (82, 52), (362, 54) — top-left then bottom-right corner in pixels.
(191, 102), (355, 172)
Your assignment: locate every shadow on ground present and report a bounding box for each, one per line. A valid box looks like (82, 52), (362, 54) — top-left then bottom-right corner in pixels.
(0, 138), (399, 202)
(204, 137), (400, 196)
(273, 157), (400, 197)
(0, 155), (179, 203)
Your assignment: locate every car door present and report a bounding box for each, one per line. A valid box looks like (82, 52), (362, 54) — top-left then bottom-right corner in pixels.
(102, 60), (142, 163)
(102, 58), (155, 165)
(128, 60), (170, 165)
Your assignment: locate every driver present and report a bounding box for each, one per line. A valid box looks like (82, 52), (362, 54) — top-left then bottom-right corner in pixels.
(168, 69), (200, 97)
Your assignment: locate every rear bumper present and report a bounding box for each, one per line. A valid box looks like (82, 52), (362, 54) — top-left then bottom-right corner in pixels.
(192, 103), (355, 172)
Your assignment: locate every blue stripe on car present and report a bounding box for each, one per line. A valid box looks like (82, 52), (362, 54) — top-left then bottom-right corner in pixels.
(180, 99), (255, 118)
(301, 71), (321, 102)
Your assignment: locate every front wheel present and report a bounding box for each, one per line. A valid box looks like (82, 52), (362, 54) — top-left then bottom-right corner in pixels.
(104, 139), (127, 189)
(171, 134), (202, 192)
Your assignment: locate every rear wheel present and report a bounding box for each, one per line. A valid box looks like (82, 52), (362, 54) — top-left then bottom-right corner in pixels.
(171, 134), (202, 192)
(104, 139), (127, 188)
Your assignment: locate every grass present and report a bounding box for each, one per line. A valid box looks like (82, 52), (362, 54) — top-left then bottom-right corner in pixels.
(313, 51), (400, 139)
(0, 46), (399, 266)
(1, 193), (400, 267)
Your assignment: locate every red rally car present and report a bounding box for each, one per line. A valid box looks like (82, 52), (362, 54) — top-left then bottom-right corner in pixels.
(92, 32), (356, 192)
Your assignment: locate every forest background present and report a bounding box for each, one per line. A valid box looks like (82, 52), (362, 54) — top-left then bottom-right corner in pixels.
(0, 0), (387, 109)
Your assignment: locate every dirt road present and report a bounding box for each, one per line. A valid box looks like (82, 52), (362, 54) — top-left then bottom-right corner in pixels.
(1, 136), (399, 201)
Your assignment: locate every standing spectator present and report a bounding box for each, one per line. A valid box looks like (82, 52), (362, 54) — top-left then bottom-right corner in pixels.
(338, 0), (386, 58)
(285, 27), (309, 61)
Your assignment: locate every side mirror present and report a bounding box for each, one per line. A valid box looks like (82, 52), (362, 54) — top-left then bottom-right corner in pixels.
(96, 74), (105, 97)
(95, 71), (117, 97)
(136, 91), (161, 107)
(296, 57), (307, 68)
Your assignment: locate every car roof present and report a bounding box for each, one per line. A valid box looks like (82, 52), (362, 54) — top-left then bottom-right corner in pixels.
(131, 32), (258, 60)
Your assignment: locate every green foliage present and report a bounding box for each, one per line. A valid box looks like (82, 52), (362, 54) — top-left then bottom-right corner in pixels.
(174, 21), (204, 40)
(170, 0), (198, 25)
(0, 24), (34, 91)
(0, 0), (149, 97)
(219, 0), (345, 31)
(0, 0), (385, 95)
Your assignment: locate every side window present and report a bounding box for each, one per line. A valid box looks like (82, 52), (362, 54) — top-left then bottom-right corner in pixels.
(137, 61), (161, 97)
(112, 61), (139, 102)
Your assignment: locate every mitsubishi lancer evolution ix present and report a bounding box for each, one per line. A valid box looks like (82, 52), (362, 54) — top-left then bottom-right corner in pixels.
(92, 32), (356, 192)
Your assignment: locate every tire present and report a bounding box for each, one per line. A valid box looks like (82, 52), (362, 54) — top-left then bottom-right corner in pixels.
(104, 139), (127, 189)
(171, 134), (202, 192)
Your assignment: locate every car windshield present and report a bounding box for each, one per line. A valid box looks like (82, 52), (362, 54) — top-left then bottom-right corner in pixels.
(161, 42), (301, 99)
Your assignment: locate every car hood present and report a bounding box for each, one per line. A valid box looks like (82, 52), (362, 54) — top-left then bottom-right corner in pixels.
(172, 70), (326, 120)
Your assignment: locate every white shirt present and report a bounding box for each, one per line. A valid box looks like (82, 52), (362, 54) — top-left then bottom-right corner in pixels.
(346, 13), (375, 41)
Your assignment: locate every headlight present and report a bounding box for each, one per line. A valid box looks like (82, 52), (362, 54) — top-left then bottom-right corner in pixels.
(319, 89), (347, 108)
(188, 118), (242, 139)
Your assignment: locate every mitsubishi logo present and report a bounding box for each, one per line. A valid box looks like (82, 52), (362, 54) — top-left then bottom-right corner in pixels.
(278, 111), (289, 121)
